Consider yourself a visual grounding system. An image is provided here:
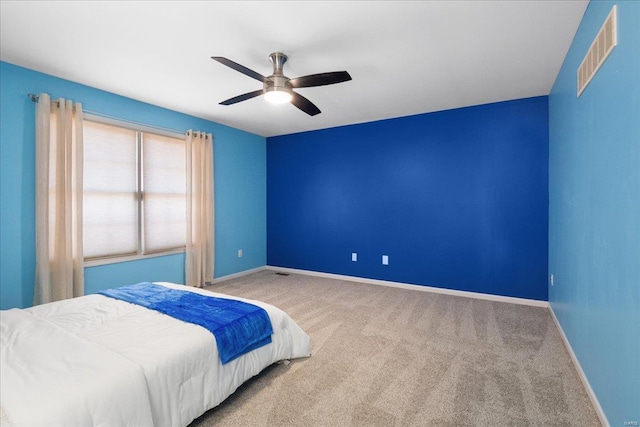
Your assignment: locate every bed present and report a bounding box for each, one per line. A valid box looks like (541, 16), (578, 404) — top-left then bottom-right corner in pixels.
(0, 282), (311, 427)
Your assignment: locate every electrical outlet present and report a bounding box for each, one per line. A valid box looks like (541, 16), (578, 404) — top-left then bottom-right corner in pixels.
(238, 249), (243, 258)
(382, 255), (389, 265)
(351, 253), (357, 262)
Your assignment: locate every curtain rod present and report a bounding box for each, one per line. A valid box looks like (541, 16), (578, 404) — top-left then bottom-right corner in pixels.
(28, 93), (187, 137)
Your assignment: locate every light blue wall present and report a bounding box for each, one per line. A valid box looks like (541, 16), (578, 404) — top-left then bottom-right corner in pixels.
(84, 255), (186, 294)
(548, 1), (640, 425)
(0, 61), (266, 309)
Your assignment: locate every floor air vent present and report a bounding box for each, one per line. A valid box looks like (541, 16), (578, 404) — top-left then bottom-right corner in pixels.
(577, 5), (617, 96)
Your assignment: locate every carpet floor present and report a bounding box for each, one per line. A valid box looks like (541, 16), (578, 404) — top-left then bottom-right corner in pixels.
(190, 270), (600, 426)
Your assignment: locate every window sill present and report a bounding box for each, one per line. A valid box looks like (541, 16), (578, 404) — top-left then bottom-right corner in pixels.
(84, 249), (185, 268)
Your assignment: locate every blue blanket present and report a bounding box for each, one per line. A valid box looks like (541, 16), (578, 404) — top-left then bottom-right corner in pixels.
(99, 282), (273, 364)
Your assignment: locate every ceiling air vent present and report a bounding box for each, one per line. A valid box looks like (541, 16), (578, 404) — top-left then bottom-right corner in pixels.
(577, 5), (617, 96)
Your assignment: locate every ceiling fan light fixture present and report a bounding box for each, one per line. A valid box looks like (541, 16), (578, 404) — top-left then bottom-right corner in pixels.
(264, 87), (292, 105)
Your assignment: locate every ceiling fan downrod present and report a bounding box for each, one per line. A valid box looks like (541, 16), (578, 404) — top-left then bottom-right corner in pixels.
(266, 52), (291, 92)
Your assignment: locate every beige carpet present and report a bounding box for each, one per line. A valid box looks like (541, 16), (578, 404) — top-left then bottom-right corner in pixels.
(189, 270), (600, 426)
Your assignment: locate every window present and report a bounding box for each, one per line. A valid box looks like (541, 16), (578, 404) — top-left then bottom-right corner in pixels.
(82, 118), (186, 261)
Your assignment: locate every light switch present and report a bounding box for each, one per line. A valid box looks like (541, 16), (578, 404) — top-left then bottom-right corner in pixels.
(382, 255), (389, 265)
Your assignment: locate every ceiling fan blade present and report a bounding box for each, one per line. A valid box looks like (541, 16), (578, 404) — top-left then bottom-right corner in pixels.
(219, 89), (264, 105)
(211, 57), (267, 83)
(289, 71), (352, 88)
(290, 91), (321, 116)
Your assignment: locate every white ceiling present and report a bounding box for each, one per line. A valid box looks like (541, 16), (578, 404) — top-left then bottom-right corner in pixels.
(1, 1), (588, 137)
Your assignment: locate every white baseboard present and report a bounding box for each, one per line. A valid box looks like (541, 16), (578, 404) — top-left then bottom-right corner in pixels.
(265, 265), (548, 308)
(213, 266), (267, 284)
(548, 305), (609, 427)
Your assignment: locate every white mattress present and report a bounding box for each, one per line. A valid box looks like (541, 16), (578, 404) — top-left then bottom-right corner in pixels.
(0, 282), (311, 427)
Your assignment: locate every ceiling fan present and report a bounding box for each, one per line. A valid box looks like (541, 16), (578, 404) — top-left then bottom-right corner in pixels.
(211, 52), (352, 116)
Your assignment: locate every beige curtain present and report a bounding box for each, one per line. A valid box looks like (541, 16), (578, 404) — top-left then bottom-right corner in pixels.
(185, 130), (214, 287)
(34, 93), (84, 305)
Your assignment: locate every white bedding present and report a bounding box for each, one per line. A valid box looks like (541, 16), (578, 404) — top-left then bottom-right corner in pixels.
(0, 282), (311, 427)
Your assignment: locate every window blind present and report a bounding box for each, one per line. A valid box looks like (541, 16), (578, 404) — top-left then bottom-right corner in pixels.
(83, 120), (138, 258)
(142, 132), (186, 253)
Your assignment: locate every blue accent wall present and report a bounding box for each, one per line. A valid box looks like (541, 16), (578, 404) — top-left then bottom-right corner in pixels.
(268, 97), (549, 301)
(548, 1), (640, 425)
(0, 61), (266, 309)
